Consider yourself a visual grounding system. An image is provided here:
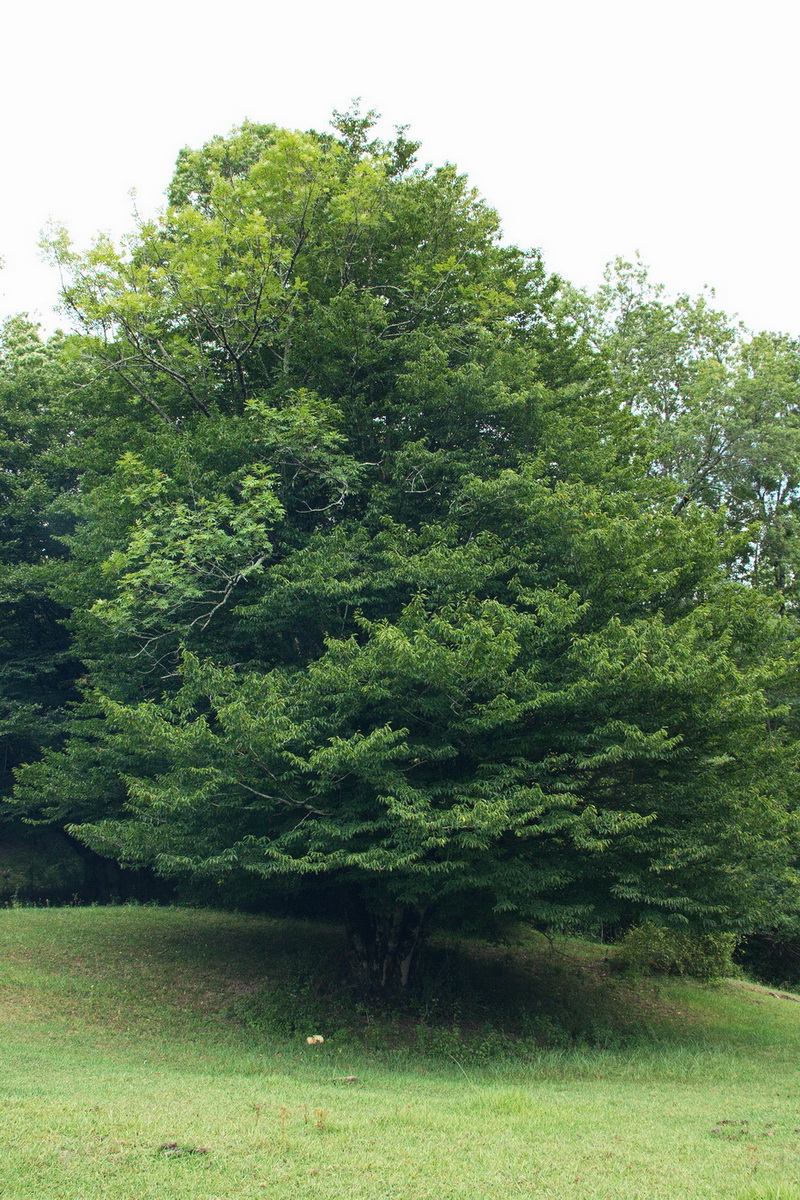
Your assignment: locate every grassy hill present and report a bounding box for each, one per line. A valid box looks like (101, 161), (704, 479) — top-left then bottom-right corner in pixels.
(1, 905), (799, 1199)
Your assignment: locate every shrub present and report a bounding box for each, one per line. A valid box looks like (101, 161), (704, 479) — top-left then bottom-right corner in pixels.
(616, 923), (736, 982)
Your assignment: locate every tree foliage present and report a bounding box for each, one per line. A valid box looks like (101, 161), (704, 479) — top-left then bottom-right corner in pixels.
(572, 257), (800, 596)
(7, 116), (800, 993)
(0, 318), (86, 801)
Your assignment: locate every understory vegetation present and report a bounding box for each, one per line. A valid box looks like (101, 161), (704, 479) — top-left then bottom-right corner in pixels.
(1, 905), (800, 1200)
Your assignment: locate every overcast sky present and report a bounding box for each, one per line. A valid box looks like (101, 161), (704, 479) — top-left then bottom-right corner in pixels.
(2, 0), (797, 335)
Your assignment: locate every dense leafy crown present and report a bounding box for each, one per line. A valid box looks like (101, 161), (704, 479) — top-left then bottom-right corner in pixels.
(6, 113), (799, 968)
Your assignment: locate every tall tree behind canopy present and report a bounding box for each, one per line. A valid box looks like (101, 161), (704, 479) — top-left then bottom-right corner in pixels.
(569, 257), (800, 600)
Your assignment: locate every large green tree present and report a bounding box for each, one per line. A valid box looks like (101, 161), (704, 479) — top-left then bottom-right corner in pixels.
(12, 115), (797, 993)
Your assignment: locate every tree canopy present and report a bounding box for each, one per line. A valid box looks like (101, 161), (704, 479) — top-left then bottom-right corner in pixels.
(6, 113), (800, 993)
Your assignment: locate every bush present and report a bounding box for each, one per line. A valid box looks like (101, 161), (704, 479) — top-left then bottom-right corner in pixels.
(616, 923), (736, 982)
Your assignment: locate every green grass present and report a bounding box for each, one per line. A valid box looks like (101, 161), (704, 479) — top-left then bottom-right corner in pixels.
(2, 905), (800, 1199)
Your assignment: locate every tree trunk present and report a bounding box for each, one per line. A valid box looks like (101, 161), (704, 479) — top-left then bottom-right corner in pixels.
(345, 887), (428, 999)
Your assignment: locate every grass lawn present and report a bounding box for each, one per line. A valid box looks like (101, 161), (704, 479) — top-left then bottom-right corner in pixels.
(1, 905), (799, 1199)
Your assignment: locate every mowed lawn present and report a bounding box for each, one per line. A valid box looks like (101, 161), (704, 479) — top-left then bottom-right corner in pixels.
(1, 906), (799, 1200)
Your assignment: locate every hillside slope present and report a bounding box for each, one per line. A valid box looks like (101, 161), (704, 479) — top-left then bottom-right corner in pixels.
(1, 906), (799, 1200)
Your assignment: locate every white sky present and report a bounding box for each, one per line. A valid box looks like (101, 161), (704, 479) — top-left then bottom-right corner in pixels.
(2, 0), (798, 335)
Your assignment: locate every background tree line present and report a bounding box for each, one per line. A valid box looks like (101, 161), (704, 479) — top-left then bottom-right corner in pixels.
(2, 111), (799, 992)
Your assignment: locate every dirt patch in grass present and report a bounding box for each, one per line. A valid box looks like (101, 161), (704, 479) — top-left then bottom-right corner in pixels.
(0, 990), (54, 1026)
